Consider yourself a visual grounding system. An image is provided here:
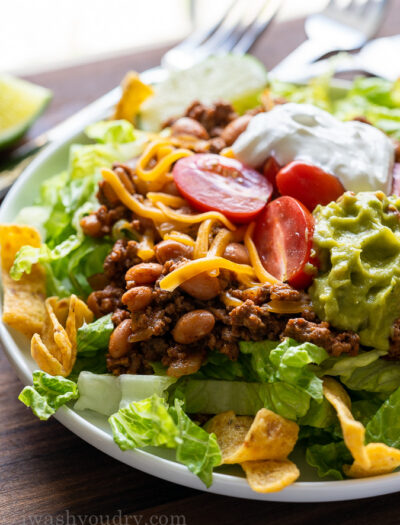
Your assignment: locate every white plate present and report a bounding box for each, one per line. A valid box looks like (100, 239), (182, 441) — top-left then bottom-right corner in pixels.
(1, 105), (400, 503)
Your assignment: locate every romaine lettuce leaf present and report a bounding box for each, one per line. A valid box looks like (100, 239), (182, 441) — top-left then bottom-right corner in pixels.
(240, 338), (328, 401)
(169, 400), (222, 487)
(109, 394), (221, 487)
(109, 394), (178, 450)
(19, 371), (79, 420)
(169, 378), (311, 420)
(306, 441), (353, 480)
(73, 372), (176, 415)
(365, 386), (400, 447)
(77, 314), (114, 356)
(85, 120), (136, 144)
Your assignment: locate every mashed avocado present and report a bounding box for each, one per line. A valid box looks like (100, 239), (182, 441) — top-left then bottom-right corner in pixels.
(310, 191), (400, 350)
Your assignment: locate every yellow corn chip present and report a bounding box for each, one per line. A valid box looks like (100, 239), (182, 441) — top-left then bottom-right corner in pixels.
(31, 295), (93, 377)
(0, 224), (46, 337)
(323, 377), (400, 478)
(206, 409), (299, 464)
(241, 460), (300, 493)
(205, 411), (253, 464)
(113, 71), (153, 122)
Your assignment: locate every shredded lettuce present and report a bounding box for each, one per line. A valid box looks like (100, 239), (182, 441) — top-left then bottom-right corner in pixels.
(109, 394), (221, 487)
(169, 378), (311, 420)
(73, 372), (176, 415)
(18, 371), (79, 420)
(306, 441), (353, 480)
(365, 387), (400, 447)
(85, 119), (136, 144)
(77, 314), (114, 356)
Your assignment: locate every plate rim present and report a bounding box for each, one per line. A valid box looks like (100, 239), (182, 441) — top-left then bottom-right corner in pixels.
(1, 99), (400, 503)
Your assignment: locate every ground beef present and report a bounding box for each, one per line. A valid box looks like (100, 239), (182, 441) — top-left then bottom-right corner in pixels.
(184, 100), (237, 137)
(103, 239), (142, 285)
(87, 284), (125, 319)
(283, 318), (359, 357)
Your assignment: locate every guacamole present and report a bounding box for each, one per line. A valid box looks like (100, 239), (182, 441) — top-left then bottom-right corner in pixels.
(310, 191), (400, 350)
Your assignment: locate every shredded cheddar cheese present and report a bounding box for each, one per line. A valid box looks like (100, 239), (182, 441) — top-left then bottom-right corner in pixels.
(194, 219), (214, 259)
(136, 139), (192, 182)
(163, 231), (196, 247)
(159, 256), (256, 292)
(155, 202), (236, 231)
(137, 228), (155, 260)
(244, 222), (280, 285)
(147, 192), (187, 208)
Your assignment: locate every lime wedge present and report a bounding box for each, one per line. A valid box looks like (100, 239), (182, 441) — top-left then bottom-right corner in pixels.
(139, 54), (269, 131)
(0, 75), (52, 150)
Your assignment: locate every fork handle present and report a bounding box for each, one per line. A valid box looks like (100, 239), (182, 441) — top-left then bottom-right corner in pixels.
(269, 39), (339, 82)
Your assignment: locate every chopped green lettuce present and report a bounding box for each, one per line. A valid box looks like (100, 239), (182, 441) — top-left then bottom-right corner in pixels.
(85, 120), (136, 144)
(169, 378), (311, 420)
(365, 387), (400, 447)
(306, 441), (353, 480)
(169, 400), (221, 487)
(73, 372), (176, 415)
(18, 371), (79, 420)
(109, 394), (221, 487)
(77, 314), (114, 356)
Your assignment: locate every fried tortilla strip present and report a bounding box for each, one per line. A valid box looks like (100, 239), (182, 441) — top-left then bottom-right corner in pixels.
(31, 295), (93, 377)
(0, 224), (46, 337)
(113, 71), (154, 122)
(206, 409), (299, 464)
(241, 460), (300, 493)
(323, 377), (400, 478)
(205, 411), (253, 464)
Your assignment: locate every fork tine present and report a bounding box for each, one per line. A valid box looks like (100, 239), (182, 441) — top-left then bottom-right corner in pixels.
(173, 0), (238, 51)
(231, 0), (281, 55)
(197, 0), (254, 54)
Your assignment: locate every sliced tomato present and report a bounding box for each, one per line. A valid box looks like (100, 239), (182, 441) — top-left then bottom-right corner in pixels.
(263, 156), (281, 195)
(173, 154), (272, 223)
(253, 196), (316, 289)
(392, 163), (400, 195)
(276, 161), (345, 211)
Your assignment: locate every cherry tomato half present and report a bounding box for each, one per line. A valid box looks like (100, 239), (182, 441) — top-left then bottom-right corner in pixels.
(392, 163), (400, 196)
(263, 156), (281, 194)
(173, 154), (273, 223)
(254, 196), (316, 289)
(276, 161), (345, 211)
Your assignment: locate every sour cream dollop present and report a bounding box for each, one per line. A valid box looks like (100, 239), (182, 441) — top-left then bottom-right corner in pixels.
(232, 103), (394, 194)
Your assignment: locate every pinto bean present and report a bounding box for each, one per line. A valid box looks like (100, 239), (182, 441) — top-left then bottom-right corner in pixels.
(167, 349), (205, 378)
(125, 263), (163, 285)
(220, 115), (252, 146)
(223, 242), (250, 265)
(172, 310), (215, 344)
(171, 117), (209, 140)
(80, 214), (103, 238)
(109, 319), (133, 358)
(122, 286), (152, 312)
(161, 180), (180, 196)
(154, 240), (193, 264)
(180, 272), (220, 300)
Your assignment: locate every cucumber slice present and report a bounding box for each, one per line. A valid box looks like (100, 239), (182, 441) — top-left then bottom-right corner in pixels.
(139, 54), (268, 131)
(0, 75), (52, 150)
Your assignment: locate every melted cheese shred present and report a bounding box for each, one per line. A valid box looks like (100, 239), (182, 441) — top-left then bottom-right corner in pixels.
(147, 192), (187, 208)
(244, 222), (280, 285)
(137, 228), (155, 260)
(136, 139), (192, 182)
(155, 202), (236, 231)
(163, 231), (196, 247)
(194, 219), (214, 259)
(102, 168), (166, 222)
(208, 228), (233, 257)
(159, 256), (256, 292)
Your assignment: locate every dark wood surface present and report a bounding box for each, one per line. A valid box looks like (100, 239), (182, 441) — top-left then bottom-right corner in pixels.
(2, 3), (400, 524)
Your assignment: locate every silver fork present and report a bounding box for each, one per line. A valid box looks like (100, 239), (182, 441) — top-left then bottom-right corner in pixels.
(162, 0), (281, 70)
(270, 0), (388, 81)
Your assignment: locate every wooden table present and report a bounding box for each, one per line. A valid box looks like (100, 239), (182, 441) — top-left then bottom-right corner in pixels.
(2, 3), (400, 523)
